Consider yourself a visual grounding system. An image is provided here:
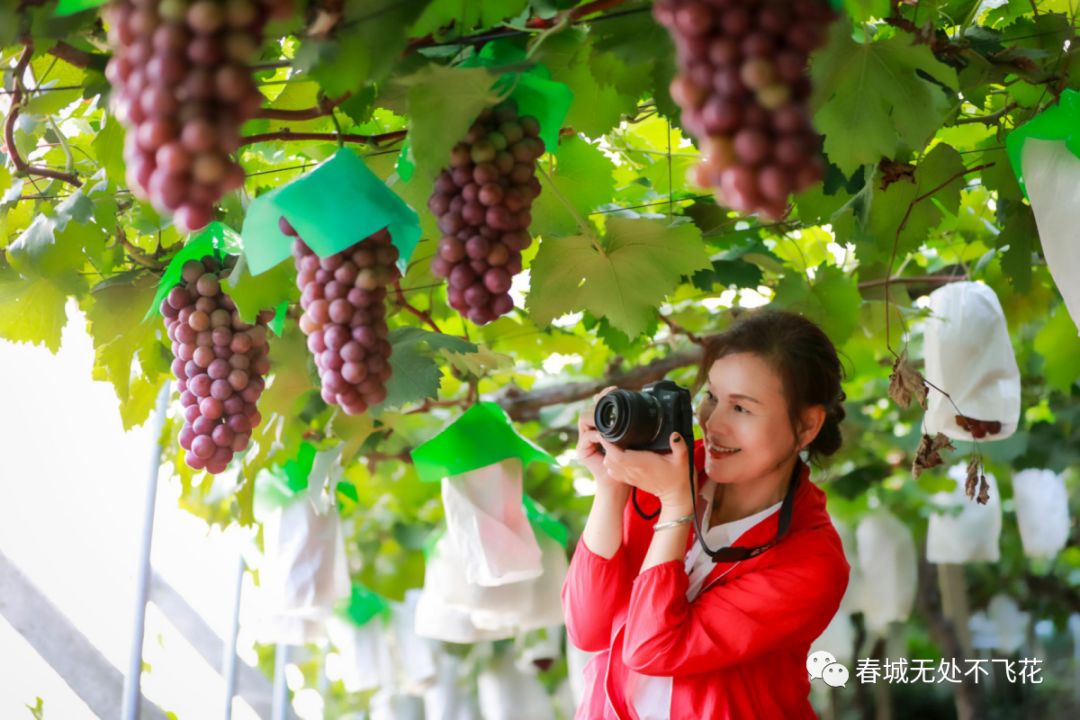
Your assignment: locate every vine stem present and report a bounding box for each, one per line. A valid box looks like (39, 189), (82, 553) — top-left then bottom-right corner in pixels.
(3, 44), (83, 188)
(407, 0), (629, 51)
(659, 313), (704, 346)
(253, 93), (350, 121)
(391, 279), (461, 338)
(239, 129), (407, 147)
(857, 274), (966, 290)
(953, 101), (1018, 125)
(883, 161), (994, 358)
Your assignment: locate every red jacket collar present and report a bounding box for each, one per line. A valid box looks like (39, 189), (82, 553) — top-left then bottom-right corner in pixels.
(688, 437), (831, 552)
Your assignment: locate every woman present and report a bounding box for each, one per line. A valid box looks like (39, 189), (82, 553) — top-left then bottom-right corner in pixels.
(562, 310), (851, 719)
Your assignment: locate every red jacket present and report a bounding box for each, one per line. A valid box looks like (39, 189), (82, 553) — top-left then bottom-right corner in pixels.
(562, 439), (850, 720)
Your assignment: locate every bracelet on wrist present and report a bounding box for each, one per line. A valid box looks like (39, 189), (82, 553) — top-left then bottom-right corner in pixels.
(653, 513), (694, 532)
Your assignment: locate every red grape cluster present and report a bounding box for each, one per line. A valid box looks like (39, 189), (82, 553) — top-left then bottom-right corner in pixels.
(428, 100), (544, 325)
(104, 0), (291, 233)
(653, 0), (836, 219)
(161, 256), (271, 473)
(284, 220), (398, 416)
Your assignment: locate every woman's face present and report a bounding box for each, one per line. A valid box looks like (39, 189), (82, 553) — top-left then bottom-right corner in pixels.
(695, 352), (802, 484)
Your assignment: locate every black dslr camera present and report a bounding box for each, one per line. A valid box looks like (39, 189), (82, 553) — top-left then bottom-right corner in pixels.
(593, 379), (695, 453)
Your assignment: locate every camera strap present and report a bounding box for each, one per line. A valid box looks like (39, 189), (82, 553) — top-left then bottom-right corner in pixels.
(702, 459), (802, 563)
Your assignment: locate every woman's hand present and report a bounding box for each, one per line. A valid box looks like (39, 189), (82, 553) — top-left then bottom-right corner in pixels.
(576, 386), (622, 489)
(598, 432), (695, 511)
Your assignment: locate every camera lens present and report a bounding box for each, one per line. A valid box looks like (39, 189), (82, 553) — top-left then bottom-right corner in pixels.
(599, 402), (618, 426)
(594, 389), (664, 450)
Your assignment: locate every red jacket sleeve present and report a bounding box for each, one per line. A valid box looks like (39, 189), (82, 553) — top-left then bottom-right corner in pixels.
(561, 536), (633, 652)
(620, 543), (850, 675)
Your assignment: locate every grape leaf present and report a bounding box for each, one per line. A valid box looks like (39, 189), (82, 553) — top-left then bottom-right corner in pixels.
(438, 343), (515, 377)
(527, 217), (711, 338)
(850, 143), (967, 266)
(22, 86), (82, 116)
(595, 313), (660, 354)
(92, 114), (126, 185)
(295, 0), (430, 97)
(843, 0), (891, 22)
(223, 255), (299, 324)
(411, 0), (529, 37)
(6, 188), (108, 292)
(399, 64), (500, 183)
(771, 226), (832, 274)
(532, 135), (616, 239)
(81, 271), (170, 430)
(371, 327), (478, 413)
(995, 205), (1036, 293)
(477, 314), (594, 364)
(255, 326), (318, 462)
(810, 25), (959, 175)
(532, 31), (636, 138)
(327, 410), (377, 465)
(1033, 303), (1080, 393)
(0, 267), (69, 352)
(690, 258), (763, 292)
(771, 264), (862, 346)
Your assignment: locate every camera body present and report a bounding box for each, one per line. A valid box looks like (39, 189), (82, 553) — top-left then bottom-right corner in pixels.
(593, 379), (695, 453)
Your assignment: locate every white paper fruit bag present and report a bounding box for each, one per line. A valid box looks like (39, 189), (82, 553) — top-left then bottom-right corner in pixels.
(1012, 468), (1070, 560)
(442, 457), (542, 586)
(477, 650), (555, 720)
(1006, 89), (1080, 331)
(856, 510), (917, 635)
(416, 532), (528, 642)
(391, 589), (439, 690)
(969, 594), (1030, 654)
(517, 532), (570, 633)
(927, 463), (1002, 563)
(414, 498), (570, 643)
(424, 650), (482, 720)
(923, 281), (1021, 441)
(410, 402), (561, 587)
(253, 444), (350, 643)
(326, 584), (394, 693)
(369, 690), (425, 720)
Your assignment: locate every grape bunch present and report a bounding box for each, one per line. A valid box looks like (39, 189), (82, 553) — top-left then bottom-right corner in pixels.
(161, 256), (272, 473)
(284, 220), (398, 416)
(428, 99), (545, 325)
(104, 0), (291, 233)
(653, 0), (837, 219)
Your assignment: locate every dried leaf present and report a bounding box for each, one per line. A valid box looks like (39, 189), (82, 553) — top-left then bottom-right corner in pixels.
(964, 455), (980, 498)
(912, 432), (954, 478)
(955, 415), (1002, 439)
(964, 455), (991, 505)
(889, 350), (928, 410)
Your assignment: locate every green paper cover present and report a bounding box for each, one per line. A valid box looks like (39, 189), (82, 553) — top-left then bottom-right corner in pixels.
(254, 442), (317, 512)
(1006, 89), (1080, 200)
(523, 494), (568, 549)
(55, 0), (107, 16)
(144, 222), (240, 321)
(409, 402), (559, 482)
(335, 583), (390, 628)
(144, 221), (286, 331)
(241, 149), (420, 278)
